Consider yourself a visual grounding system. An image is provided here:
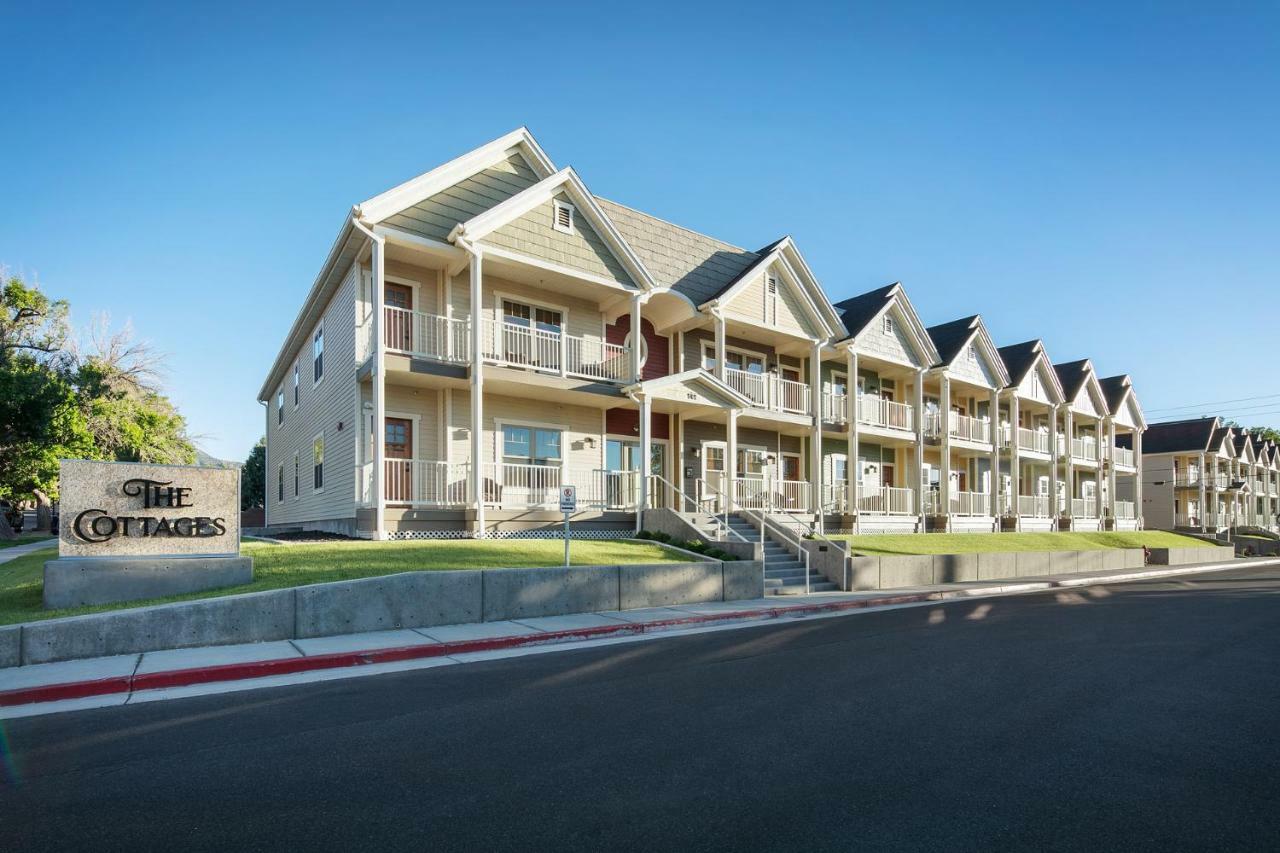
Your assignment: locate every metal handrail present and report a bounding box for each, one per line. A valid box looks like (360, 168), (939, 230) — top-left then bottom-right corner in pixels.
(739, 505), (812, 594)
(647, 473), (742, 543)
(789, 507), (847, 590)
(694, 476), (750, 543)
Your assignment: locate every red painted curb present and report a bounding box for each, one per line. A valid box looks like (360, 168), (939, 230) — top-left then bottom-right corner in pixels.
(0, 592), (944, 709)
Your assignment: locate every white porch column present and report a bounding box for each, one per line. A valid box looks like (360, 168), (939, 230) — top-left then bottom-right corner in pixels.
(810, 341), (823, 531)
(1049, 406), (1060, 527)
(713, 311), (727, 383)
(1063, 408), (1074, 523)
(1096, 420), (1105, 521)
(1009, 394), (1021, 530)
(1134, 429), (1144, 528)
(1198, 451), (1208, 532)
(371, 237), (387, 540)
(846, 350), (858, 528)
(468, 248), (486, 537)
(1106, 420), (1118, 524)
(940, 374), (952, 529)
(726, 409), (739, 512)
(637, 393), (651, 533)
(915, 369), (925, 532)
(630, 294), (643, 383)
(989, 388), (999, 529)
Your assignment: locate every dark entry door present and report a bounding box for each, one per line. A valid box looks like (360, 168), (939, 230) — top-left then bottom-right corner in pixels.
(385, 283), (413, 352)
(385, 417), (413, 502)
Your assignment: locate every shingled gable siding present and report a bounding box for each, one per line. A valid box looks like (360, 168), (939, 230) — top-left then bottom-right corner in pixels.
(722, 265), (816, 337)
(948, 342), (1001, 388)
(1070, 386), (1102, 419)
(481, 192), (635, 287)
(852, 304), (925, 367)
(381, 151), (540, 242)
(1016, 359), (1055, 406)
(605, 314), (668, 381)
(267, 263), (358, 528)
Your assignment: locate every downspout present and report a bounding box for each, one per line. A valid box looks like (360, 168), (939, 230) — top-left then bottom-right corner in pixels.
(351, 215), (386, 540)
(258, 399), (269, 530)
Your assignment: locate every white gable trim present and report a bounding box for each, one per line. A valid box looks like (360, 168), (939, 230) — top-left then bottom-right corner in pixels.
(358, 128), (556, 224)
(622, 368), (754, 409)
(840, 285), (941, 368)
(699, 237), (844, 338)
(450, 167), (656, 291)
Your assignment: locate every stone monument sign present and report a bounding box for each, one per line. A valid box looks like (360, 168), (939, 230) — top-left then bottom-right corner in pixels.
(44, 460), (253, 608)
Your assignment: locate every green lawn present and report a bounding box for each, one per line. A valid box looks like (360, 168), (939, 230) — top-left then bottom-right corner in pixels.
(832, 530), (1215, 557)
(0, 538), (689, 626)
(0, 533), (55, 550)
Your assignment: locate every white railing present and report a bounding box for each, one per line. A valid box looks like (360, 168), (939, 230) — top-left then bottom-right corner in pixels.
(1114, 500), (1136, 520)
(1174, 471), (1201, 487)
(732, 477), (810, 512)
(1071, 497), (1097, 518)
(589, 469), (641, 510)
(924, 412), (943, 439)
(822, 482), (848, 514)
(723, 367), (812, 415)
(822, 392), (848, 424)
(951, 490), (991, 517)
(1018, 427), (1051, 454)
(382, 460), (470, 506)
(857, 395), (914, 431)
(480, 462), (562, 507)
(950, 413), (991, 444)
(1018, 494), (1051, 517)
(1111, 446), (1135, 468)
(383, 307), (469, 362)
(923, 489), (942, 515)
(1175, 511), (1202, 527)
(479, 318), (629, 382)
(1071, 437), (1098, 462)
(859, 486), (915, 516)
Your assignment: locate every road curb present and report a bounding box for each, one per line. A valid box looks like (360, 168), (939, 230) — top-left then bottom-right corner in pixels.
(3, 558), (1274, 710)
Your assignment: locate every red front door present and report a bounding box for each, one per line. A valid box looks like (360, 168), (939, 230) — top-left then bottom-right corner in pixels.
(385, 417), (412, 502)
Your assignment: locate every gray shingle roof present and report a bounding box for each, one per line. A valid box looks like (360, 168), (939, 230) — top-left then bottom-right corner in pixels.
(997, 340), (1041, 387)
(594, 197), (759, 305)
(926, 316), (980, 366)
(833, 284), (898, 341)
(1053, 360), (1091, 402)
(1099, 375), (1130, 416)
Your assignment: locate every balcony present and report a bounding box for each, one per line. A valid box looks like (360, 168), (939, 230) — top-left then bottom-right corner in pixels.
(1001, 425), (1052, 454)
(860, 486), (916, 516)
(951, 490), (992, 517)
(950, 414), (991, 444)
(1113, 500), (1136, 520)
(360, 460), (642, 510)
(1069, 437), (1098, 463)
(1071, 497), (1097, 519)
(734, 476), (810, 512)
(857, 395), (915, 432)
(1017, 494), (1052, 518)
(1110, 446), (1135, 468)
(723, 367), (811, 416)
(363, 308), (633, 383)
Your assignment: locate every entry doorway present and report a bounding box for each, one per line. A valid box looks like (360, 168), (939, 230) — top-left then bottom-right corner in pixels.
(384, 417), (413, 502)
(385, 283), (413, 351)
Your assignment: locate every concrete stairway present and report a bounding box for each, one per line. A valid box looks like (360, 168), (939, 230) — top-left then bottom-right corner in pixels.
(724, 515), (835, 596)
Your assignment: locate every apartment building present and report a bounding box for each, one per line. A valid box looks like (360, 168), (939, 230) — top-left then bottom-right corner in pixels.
(1128, 417), (1278, 533)
(257, 129), (1149, 539)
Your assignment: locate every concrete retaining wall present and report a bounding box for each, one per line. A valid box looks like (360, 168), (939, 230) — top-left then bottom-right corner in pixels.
(7, 559), (763, 667)
(1147, 545), (1234, 566)
(803, 539), (851, 589)
(844, 547), (1155, 590)
(641, 508), (760, 562)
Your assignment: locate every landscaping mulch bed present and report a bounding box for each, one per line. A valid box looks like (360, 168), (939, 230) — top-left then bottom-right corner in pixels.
(259, 531), (359, 543)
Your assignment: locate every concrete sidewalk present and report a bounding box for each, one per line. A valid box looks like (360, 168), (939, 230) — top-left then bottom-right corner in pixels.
(2, 556), (1274, 718)
(0, 537), (56, 565)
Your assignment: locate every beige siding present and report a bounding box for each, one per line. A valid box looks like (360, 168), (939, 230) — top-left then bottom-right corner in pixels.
(722, 263), (815, 337)
(948, 344), (1001, 388)
(382, 151), (540, 241)
(446, 273), (605, 345)
(266, 263), (359, 526)
(1070, 386), (1102, 419)
(852, 303), (925, 367)
(481, 192), (635, 287)
(446, 389), (607, 482)
(1016, 359), (1056, 405)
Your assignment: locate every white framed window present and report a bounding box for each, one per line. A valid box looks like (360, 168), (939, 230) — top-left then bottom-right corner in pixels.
(312, 322), (325, 385)
(502, 424), (562, 467)
(313, 433), (325, 492)
(701, 343), (766, 374)
(293, 363), (300, 407)
(883, 314), (895, 336)
(552, 200), (575, 234)
(276, 388), (285, 426)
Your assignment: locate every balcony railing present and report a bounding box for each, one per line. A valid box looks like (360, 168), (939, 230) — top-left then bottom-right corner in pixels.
(382, 306), (470, 363)
(1070, 437), (1098, 462)
(1002, 426), (1051, 454)
(1111, 446), (1135, 467)
(481, 318), (630, 382)
(1113, 500), (1136, 520)
(950, 414), (991, 444)
(360, 461), (644, 510)
(1017, 494), (1052, 518)
(822, 392), (849, 424)
(1071, 497), (1097, 518)
(822, 482), (848, 514)
(860, 486), (916, 516)
(950, 490), (991, 516)
(857, 395), (915, 432)
(723, 367), (811, 415)
(734, 476), (810, 512)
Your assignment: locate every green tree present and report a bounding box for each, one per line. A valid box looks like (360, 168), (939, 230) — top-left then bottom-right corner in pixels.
(242, 438), (266, 510)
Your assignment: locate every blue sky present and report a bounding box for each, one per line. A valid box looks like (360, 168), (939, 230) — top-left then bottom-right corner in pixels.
(3, 1), (1277, 460)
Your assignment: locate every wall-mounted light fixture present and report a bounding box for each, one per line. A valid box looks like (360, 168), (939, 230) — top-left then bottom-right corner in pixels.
(692, 446), (701, 459)
(584, 436), (596, 449)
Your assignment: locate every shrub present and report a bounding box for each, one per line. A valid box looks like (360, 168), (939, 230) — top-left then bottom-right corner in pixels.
(636, 530), (654, 540)
(653, 531), (673, 544)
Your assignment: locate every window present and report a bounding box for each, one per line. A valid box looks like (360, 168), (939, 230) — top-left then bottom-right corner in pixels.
(293, 363), (300, 406)
(967, 344), (977, 362)
(313, 434), (325, 491)
(766, 274), (779, 323)
(883, 315), (895, 336)
(702, 345), (764, 374)
(312, 323), (325, 384)
(623, 331), (648, 367)
(502, 299), (562, 333)
(503, 424), (562, 466)
(276, 388), (284, 426)
(552, 200), (575, 234)
(293, 453), (299, 498)
(278, 464), (284, 502)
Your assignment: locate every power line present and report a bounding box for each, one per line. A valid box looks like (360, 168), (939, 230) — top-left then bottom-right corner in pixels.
(1146, 392), (1280, 414)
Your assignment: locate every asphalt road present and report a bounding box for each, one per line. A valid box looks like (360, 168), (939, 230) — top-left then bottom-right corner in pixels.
(4, 565), (1280, 852)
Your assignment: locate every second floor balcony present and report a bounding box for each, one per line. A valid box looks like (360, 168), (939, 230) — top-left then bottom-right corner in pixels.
(924, 412), (992, 444)
(722, 367), (811, 416)
(365, 307), (632, 383)
(822, 393), (915, 433)
(999, 425), (1052, 455)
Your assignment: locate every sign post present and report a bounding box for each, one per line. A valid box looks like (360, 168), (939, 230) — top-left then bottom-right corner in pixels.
(559, 485), (577, 567)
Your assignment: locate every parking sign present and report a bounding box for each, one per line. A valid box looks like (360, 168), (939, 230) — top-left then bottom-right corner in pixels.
(559, 486), (577, 513)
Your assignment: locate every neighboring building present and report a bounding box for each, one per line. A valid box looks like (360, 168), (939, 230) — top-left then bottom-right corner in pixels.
(1126, 418), (1277, 534)
(257, 128), (1152, 539)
